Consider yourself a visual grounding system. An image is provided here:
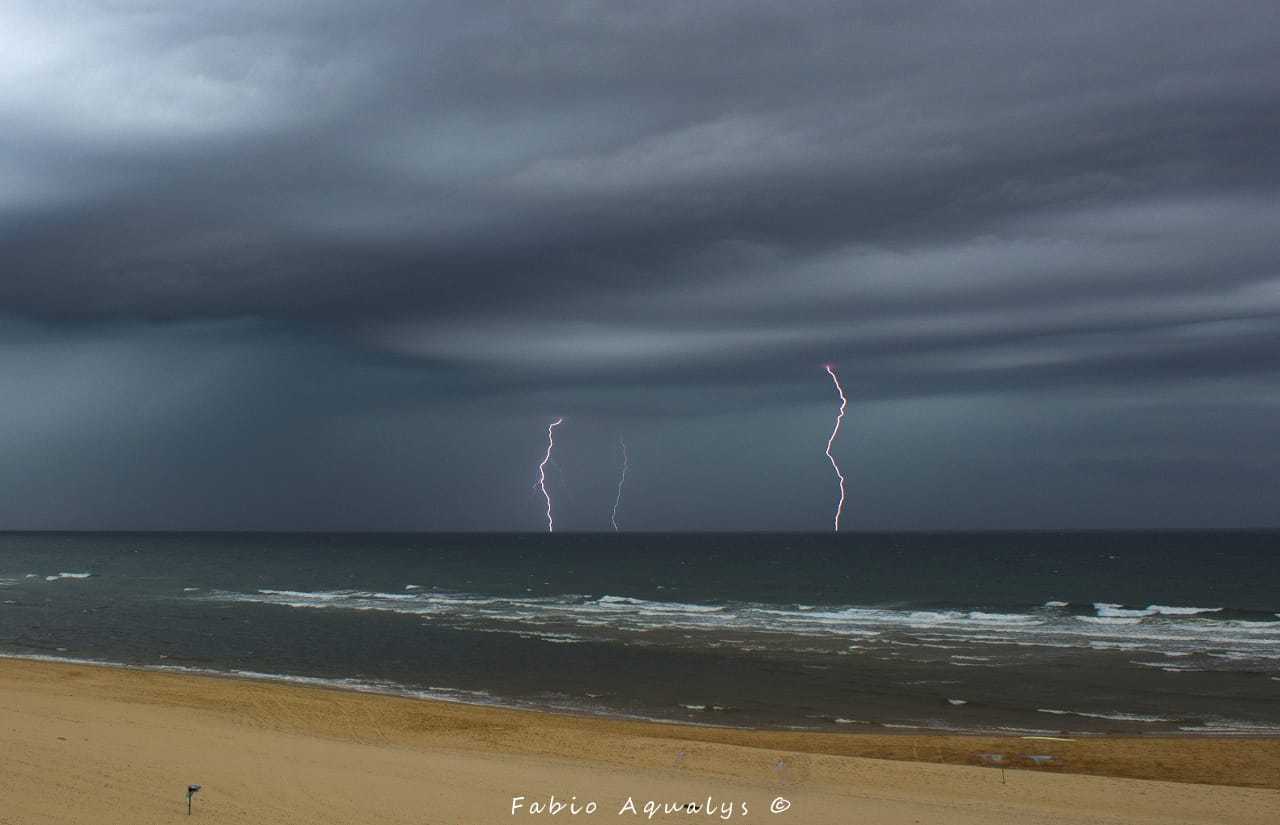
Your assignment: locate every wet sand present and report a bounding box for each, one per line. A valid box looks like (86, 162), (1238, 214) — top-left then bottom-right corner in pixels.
(1, 658), (1277, 824)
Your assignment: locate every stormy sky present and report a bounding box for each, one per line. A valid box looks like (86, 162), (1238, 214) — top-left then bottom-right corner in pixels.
(2, 1), (1278, 531)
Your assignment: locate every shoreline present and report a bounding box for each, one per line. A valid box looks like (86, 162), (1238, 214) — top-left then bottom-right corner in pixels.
(3, 656), (1278, 790)
(7, 651), (1279, 742)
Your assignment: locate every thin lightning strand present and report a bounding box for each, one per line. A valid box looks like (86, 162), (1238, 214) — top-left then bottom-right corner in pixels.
(824, 365), (847, 532)
(539, 417), (564, 532)
(611, 435), (628, 532)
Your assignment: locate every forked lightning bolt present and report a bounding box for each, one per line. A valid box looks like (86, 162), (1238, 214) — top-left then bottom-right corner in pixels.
(824, 365), (847, 532)
(611, 435), (628, 532)
(539, 417), (564, 532)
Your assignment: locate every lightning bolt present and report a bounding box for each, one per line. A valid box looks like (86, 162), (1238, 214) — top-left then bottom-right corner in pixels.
(611, 435), (628, 532)
(538, 417), (564, 532)
(824, 365), (847, 532)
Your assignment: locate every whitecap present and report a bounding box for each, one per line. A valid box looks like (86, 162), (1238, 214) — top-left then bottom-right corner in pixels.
(1094, 603), (1155, 618)
(258, 588), (338, 599)
(1036, 708), (1175, 723)
(194, 587), (1280, 666)
(1178, 721), (1280, 735)
(1130, 661), (1211, 672)
(1147, 605), (1223, 616)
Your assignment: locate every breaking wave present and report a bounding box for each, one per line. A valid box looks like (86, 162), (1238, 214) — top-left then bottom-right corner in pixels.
(195, 588), (1280, 667)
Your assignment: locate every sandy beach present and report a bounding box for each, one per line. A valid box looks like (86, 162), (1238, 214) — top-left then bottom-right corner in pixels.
(1, 660), (1277, 824)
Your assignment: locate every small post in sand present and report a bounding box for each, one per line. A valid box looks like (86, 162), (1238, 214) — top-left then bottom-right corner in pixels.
(187, 784), (201, 815)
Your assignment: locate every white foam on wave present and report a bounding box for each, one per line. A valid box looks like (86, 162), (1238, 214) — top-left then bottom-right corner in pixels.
(44, 572), (92, 581)
(1130, 661), (1212, 672)
(1094, 603), (1152, 618)
(598, 595), (642, 605)
(1148, 605), (1223, 616)
(258, 588), (338, 599)
(905, 610), (1038, 627)
(0, 654), (510, 713)
(1076, 616), (1142, 625)
(0, 652), (106, 666)
(989, 726), (1063, 736)
(1043, 600), (1070, 608)
(196, 587), (1280, 666)
(1037, 708), (1177, 723)
(520, 631), (584, 644)
(232, 669), (383, 690)
(1088, 640), (1143, 650)
(970, 611), (1040, 625)
(592, 595), (722, 614)
(1178, 720), (1280, 735)
(1094, 602), (1223, 618)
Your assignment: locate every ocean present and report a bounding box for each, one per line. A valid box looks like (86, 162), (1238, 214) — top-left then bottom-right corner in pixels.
(1, 531), (1277, 735)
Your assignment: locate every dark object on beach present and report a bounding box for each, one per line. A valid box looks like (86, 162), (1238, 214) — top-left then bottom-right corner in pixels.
(186, 784), (201, 815)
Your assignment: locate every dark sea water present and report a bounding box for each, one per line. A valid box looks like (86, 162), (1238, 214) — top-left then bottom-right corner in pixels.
(1, 531), (1277, 735)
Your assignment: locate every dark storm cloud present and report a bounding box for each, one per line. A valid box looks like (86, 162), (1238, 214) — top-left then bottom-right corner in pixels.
(2, 1), (1278, 528)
